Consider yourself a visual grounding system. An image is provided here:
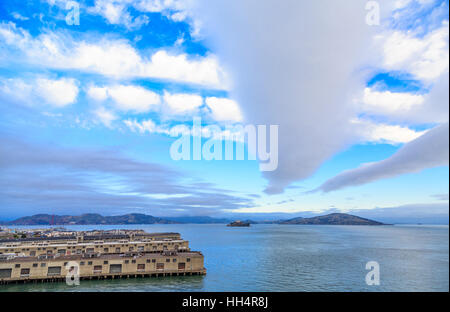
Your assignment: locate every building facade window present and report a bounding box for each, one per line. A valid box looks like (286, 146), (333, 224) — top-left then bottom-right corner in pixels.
(20, 268), (30, 277)
(47, 266), (61, 276)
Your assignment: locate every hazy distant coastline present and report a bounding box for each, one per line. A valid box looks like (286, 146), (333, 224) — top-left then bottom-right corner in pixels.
(0, 212), (384, 226)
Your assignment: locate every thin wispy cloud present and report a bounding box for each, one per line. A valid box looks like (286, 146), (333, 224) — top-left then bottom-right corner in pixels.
(0, 136), (254, 217)
(314, 123), (449, 193)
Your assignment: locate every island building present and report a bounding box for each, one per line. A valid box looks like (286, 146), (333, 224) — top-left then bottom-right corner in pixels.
(227, 221), (250, 227)
(0, 230), (205, 284)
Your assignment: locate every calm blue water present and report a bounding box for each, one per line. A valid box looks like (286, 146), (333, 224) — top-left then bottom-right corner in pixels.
(0, 224), (448, 292)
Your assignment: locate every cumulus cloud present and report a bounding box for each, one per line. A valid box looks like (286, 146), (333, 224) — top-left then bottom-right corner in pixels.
(379, 21), (449, 81)
(87, 84), (161, 113)
(0, 77), (78, 107)
(314, 123), (449, 193)
(108, 85), (161, 113)
(35, 78), (79, 107)
(362, 87), (425, 113)
(205, 97), (243, 123)
(86, 83), (245, 128)
(163, 91), (203, 115)
(360, 73), (449, 124)
(352, 118), (427, 144)
(0, 21), (228, 89)
(143, 51), (228, 89)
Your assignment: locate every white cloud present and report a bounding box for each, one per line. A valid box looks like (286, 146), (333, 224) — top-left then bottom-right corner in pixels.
(0, 77), (78, 107)
(87, 86), (109, 101)
(87, 83), (243, 123)
(359, 73), (449, 124)
(394, 0), (412, 9)
(315, 123), (449, 192)
(182, 0), (448, 194)
(107, 85), (161, 113)
(93, 107), (117, 128)
(380, 22), (449, 81)
(35, 78), (79, 107)
(123, 118), (157, 134)
(91, 0), (190, 23)
(0, 78), (33, 104)
(143, 51), (228, 89)
(134, 0), (182, 12)
(0, 22), (228, 89)
(90, 0), (125, 24)
(170, 11), (188, 22)
(163, 91), (202, 115)
(362, 87), (425, 114)
(88, 1), (150, 30)
(123, 117), (244, 141)
(205, 97), (243, 122)
(174, 35), (185, 46)
(122, 118), (191, 137)
(186, 0), (393, 193)
(352, 118), (427, 145)
(70, 40), (142, 78)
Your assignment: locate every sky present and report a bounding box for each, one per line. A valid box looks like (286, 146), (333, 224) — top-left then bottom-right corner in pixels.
(0, 0), (448, 223)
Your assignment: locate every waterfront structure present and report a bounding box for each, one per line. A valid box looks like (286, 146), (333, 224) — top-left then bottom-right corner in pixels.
(227, 221), (250, 227)
(0, 230), (205, 284)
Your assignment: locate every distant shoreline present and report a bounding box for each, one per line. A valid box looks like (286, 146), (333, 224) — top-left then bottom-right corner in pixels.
(0, 212), (388, 226)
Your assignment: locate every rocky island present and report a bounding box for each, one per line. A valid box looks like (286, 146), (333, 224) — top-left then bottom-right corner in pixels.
(280, 213), (384, 225)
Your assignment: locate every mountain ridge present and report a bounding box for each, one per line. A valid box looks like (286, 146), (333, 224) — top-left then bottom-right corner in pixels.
(0, 213), (178, 225)
(0, 212), (384, 226)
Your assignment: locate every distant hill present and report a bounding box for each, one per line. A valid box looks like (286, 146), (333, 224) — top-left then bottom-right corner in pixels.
(2, 213), (178, 225)
(280, 213), (384, 225)
(1, 212), (384, 226)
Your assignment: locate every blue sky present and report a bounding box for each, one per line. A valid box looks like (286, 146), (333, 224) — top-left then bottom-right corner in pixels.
(0, 0), (448, 222)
